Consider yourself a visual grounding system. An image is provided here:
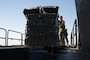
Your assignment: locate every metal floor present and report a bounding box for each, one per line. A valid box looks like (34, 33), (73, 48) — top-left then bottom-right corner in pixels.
(0, 46), (90, 60)
(28, 47), (90, 60)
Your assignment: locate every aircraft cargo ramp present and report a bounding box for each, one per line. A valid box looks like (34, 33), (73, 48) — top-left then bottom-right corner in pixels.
(0, 46), (90, 60)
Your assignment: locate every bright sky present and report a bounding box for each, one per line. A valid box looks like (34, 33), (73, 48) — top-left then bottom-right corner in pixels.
(0, 0), (77, 46)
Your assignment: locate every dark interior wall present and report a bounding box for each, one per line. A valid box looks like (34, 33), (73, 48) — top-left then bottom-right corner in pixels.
(75, 0), (90, 50)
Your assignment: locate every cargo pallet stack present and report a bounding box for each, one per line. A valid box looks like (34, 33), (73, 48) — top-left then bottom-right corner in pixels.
(23, 6), (59, 48)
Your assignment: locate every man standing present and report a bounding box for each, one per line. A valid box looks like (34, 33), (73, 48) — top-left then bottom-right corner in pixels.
(59, 16), (69, 46)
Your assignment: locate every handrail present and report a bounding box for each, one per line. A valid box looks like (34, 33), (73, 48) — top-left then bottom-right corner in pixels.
(0, 27), (7, 46)
(70, 19), (78, 48)
(7, 30), (25, 46)
(0, 28), (25, 46)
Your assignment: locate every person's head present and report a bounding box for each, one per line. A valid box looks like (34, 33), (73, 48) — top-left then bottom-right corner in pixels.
(60, 16), (63, 19)
(60, 16), (63, 22)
